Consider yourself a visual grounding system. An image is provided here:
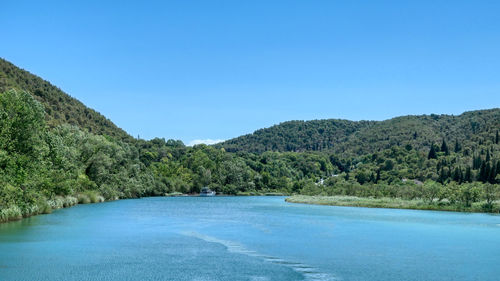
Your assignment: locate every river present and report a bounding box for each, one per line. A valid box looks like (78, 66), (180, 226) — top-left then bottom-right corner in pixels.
(1, 196), (499, 281)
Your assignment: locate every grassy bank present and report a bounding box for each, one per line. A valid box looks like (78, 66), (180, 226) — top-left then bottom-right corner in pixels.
(165, 191), (288, 196)
(1, 191), (291, 224)
(0, 191), (106, 223)
(236, 191), (287, 196)
(285, 195), (500, 213)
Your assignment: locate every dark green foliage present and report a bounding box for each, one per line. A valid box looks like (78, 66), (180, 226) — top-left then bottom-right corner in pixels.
(441, 139), (449, 156)
(220, 119), (373, 153)
(140, 142), (335, 196)
(220, 110), (500, 157)
(464, 166), (472, 182)
(0, 90), (45, 157)
(0, 89), (156, 221)
(452, 166), (461, 183)
(473, 153), (482, 170)
(454, 139), (461, 153)
(0, 58), (131, 141)
(428, 145), (437, 159)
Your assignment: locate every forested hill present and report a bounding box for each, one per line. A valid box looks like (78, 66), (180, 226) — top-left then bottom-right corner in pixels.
(0, 58), (131, 141)
(220, 109), (500, 155)
(1, 58), (500, 220)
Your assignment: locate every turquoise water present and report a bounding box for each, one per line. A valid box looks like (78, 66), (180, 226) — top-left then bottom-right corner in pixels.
(1, 197), (500, 281)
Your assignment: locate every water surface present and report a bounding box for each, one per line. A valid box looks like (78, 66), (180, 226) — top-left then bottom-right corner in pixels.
(1, 196), (499, 281)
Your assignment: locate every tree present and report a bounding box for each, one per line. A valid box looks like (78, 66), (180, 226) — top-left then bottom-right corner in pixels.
(438, 167), (447, 183)
(428, 145), (437, 159)
(441, 139), (449, 156)
(459, 183), (481, 207)
(454, 139), (461, 153)
(383, 159), (394, 171)
(355, 170), (369, 185)
(479, 161), (488, 183)
(452, 166), (462, 183)
(488, 162), (497, 184)
(473, 153), (481, 170)
(0, 90), (46, 157)
(483, 184), (498, 210)
(422, 181), (441, 203)
(464, 166), (472, 182)
(496, 130), (499, 144)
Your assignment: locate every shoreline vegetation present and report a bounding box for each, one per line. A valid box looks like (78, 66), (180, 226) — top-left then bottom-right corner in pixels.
(285, 195), (500, 213)
(0, 191), (105, 223)
(7, 188), (499, 224)
(4, 170), (500, 223)
(165, 191), (287, 197)
(0, 191), (289, 223)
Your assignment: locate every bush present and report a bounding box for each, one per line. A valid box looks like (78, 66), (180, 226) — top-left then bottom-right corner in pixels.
(77, 191), (104, 204)
(77, 193), (91, 204)
(0, 205), (23, 222)
(37, 199), (52, 214)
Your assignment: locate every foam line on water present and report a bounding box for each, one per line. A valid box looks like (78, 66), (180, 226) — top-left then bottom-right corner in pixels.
(181, 231), (338, 281)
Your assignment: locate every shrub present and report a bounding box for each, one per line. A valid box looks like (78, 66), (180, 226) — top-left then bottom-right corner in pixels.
(77, 191), (104, 204)
(37, 199), (52, 214)
(77, 194), (91, 204)
(0, 205), (22, 222)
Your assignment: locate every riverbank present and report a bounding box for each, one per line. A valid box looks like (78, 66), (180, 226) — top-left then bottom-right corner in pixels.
(0, 192), (289, 224)
(165, 191), (288, 197)
(285, 195), (500, 213)
(0, 191), (106, 223)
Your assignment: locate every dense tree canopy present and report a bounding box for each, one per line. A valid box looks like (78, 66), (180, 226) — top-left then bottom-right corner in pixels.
(220, 110), (500, 157)
(0, 58), (499, 222)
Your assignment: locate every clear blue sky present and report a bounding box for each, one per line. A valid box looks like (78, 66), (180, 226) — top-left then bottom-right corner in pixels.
(2, 0), (500, 145)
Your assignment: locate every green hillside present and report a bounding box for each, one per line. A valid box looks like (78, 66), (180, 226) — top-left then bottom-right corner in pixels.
(221, 119), (373, 153)
(220, 109), (500, 156)
(1, 58), (500, 222)
(0, 58), (131, 141)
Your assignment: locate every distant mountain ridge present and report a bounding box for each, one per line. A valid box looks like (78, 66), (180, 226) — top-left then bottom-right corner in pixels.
(0, 58), (131, 141)
(220, 109), (500, 155)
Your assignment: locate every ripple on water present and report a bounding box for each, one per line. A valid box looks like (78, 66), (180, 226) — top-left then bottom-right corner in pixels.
(182, 231), (338, 281)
